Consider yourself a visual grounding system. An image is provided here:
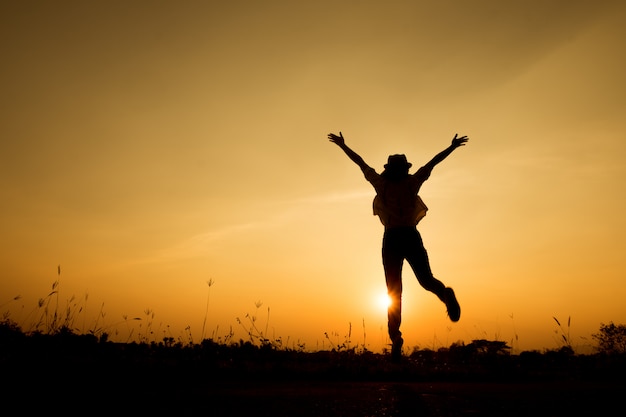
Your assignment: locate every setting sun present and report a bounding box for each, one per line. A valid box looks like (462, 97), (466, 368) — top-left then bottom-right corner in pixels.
(376, 293), (392, 310)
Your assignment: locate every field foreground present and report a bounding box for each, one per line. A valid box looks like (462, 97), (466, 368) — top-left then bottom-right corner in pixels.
(205, 379), (622, 416)
(2, 330), (625, 416)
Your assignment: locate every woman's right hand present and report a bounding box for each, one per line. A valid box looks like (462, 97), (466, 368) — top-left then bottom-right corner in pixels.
(327, 132), (345, 146)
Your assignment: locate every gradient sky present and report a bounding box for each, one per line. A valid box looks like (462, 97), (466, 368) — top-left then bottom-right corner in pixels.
(1, 0), (625, 353)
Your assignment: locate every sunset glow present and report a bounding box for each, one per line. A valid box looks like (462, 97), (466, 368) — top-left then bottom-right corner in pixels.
(1, 1), (625, 354)
(377, 293), (393, 311)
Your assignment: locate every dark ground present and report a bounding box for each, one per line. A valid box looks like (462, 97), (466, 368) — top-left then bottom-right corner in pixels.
(6, 374), (622, 416)
(200, 379), (623, 417)
(2, 332), (625, 416)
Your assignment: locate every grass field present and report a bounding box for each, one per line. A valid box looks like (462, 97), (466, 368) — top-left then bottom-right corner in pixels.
(2, 322), (625, 416)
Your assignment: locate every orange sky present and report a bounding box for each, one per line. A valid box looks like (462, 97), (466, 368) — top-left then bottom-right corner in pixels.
(1, 0), (625, 353)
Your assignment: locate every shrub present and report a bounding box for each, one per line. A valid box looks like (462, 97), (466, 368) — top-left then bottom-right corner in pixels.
(593, 322), (626, 354)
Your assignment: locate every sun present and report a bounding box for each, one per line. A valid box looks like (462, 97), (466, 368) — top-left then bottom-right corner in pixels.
(376, 293), (392, 310)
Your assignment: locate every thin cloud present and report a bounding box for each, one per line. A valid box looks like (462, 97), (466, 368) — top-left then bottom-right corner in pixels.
(150, 189), (373, 262)
(156, 221), (270, 261)
(284, 190), (373, 205)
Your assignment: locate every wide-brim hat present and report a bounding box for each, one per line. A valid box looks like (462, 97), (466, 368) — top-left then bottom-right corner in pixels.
(384, 154), (412, 169)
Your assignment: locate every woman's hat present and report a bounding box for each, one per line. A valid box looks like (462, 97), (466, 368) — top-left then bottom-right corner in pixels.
(384, 154), (412, 169)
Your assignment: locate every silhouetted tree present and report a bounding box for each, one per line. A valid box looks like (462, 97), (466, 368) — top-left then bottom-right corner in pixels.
(593, 322), (626, 354)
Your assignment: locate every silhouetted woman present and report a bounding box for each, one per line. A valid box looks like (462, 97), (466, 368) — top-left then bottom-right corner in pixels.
(327, 131), (468, 360)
